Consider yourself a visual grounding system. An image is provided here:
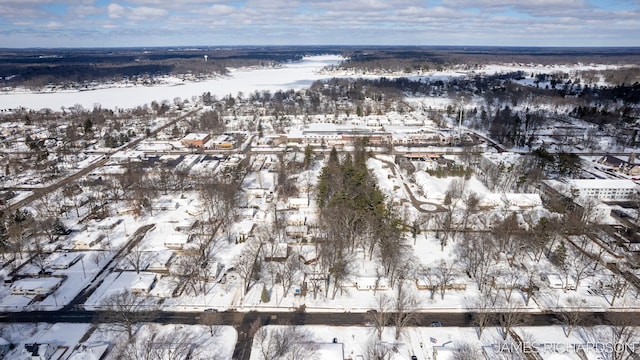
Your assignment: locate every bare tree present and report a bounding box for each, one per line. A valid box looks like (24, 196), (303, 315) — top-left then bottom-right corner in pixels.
(492, 212), (520, 254)
(254, 326), (317, 360)
(393, 279), (419, 340)
(122, 242), (153, 274)
(98, 290), (159, 340)
(457, 232), (495, 292)
(460, 192), (479, 232)
(607, 276), (630, 306)
(234, 239), (263, 297)
(364, 336), (393, 360)
(606, 313), (640, 360)
(200, 311), (223, 337)
(570, 250), (594, 290)
(435, 259), (458, 300)
(471, 291), (494, 340)
(497, 301), (528, 341)
(558, 296), (585, 338)
(114, 324), (206, 360)
(452, 342), (483, 360)
(277, 252), (301, 300)
(367, 295), (393, 340)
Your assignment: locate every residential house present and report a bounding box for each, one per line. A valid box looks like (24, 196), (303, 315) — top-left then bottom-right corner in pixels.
(354, 277), (389, 291)
(598, 155), (640, 176)
(11, 278), (62, 296)
(73, 232), (105, 250)
(24, 343), (56, 360)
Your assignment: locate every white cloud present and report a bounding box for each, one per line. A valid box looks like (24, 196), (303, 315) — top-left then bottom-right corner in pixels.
(201, 4), (237, 16)
(108, 3), (167, 20)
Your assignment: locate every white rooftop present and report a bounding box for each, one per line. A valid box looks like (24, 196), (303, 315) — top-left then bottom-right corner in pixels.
(569, 179), (637, 189)
(182, 133), (210, 141)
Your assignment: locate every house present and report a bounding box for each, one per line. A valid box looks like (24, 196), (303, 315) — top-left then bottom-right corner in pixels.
(287, 213), (308, 226)
(94, 218), (123, 231)
(24, 343), (56, 360)
(110, 150), (146, 163)
(479, 193), (542, 209)
(129, 273), (157, 294)
(73, 232), (105, 250)
(264, 243), (290, 262)
(288, 197), (309, 209)
(354, 277), (389, 291)
(11, 277), (62, 296)
(237, 207), (258, 220)
(231, 220), (255, 242)
(48, 253), (83, 270)
(181, 133), (210, 148)
(164, 233), (190, 250)
(146, 252), (174, 273)
(598, 155), (640, 176)
(66, 342), (110, 360)
(151, 198), (179, 211)
(543, 273), (565, 289)
(285, 225), (308, 238)
(174, 218), (198, 232)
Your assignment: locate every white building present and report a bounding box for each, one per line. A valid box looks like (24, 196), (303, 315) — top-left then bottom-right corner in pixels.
(287, 123), (389, 146)
(568, 179), (638, 201)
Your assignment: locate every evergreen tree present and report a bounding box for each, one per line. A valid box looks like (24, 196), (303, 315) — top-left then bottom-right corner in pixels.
(261, 285), (271, 303)
(303, 144), (313, 170)
(551, 241), (567, 268)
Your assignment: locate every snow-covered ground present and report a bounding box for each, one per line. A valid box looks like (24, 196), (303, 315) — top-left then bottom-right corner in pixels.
(0, 323), (236, 360)
(250, 324), (630, 360)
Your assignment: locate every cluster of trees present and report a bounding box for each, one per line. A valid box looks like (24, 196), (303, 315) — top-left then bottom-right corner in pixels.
(0, 47), (313, 89)
(254, 325), (317, 360)
(315, 142), (409, 298)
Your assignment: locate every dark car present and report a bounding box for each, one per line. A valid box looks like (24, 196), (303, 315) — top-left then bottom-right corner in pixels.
(411, 356), (418, 360)
(431, 321), (442, 327)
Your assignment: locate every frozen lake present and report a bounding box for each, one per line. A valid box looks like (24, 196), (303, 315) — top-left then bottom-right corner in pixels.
(0, 55), (342, 110)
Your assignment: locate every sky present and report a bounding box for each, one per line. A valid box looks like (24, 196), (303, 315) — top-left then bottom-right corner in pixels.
(0, 0), (639, 48)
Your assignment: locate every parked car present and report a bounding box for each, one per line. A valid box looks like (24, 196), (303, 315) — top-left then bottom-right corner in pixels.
(431, 321), (442, 327)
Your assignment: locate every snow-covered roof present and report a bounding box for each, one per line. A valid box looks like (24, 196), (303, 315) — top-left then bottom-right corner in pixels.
(481, 151), (521, 166)
(11, 277), (62, 291)
(314, 343), (344, 360)
(568, 179), (637, 190)
(231, 220), (255, 235)
(67, 343), (110, 360)
(182, 133), (210, 141)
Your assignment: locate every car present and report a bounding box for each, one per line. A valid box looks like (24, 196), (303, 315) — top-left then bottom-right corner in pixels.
(204, 308), (218, 312)
(411, 356), (418, 360)
(431, 321), (442, 327)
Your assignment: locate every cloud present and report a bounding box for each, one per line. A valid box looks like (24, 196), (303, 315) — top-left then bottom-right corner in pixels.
(0, 0), (638, 47)
(201, 4), (238, 16)
(107, 3), (168, 21)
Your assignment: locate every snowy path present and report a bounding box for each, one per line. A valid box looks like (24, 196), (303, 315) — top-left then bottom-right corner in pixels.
(374, 155), (445, 213)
